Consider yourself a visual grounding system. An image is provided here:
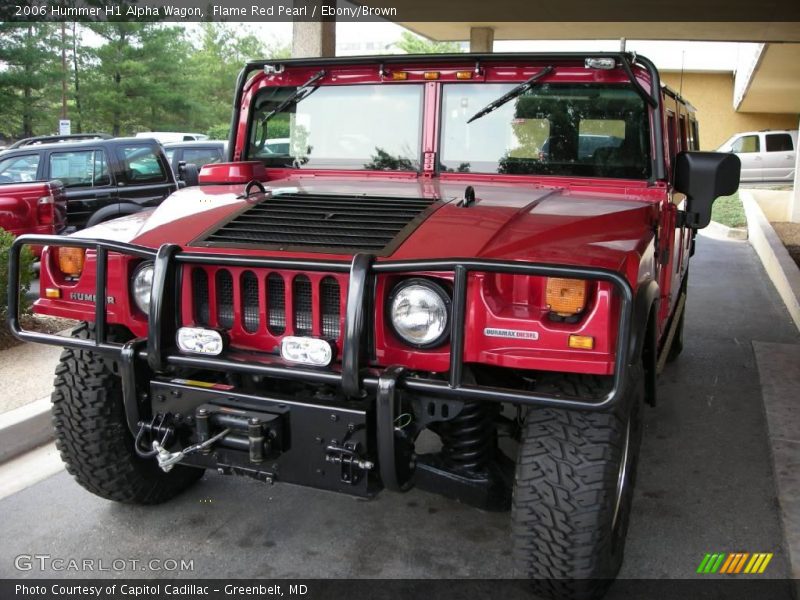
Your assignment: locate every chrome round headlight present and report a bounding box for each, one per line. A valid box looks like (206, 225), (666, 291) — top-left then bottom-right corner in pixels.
(131, 262), (154, 314)
(389, 279), (450, 348)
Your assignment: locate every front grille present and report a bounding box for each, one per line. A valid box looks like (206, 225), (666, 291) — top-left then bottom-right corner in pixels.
(216, 270), (234, 329)
(293, 275), (313, 335)
(241, 271), (260, 333)
(320, 277), (340, 338)
(267, 273), (286, 334)
(197, 193), (437, 253)
(192, 269), (210, 325)
(188, 267), (344, 349)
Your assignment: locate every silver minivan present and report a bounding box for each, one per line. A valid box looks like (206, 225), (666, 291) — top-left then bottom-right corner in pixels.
(717, 129), (797, 183)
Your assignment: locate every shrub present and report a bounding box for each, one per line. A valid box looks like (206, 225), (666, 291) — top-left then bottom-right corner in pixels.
(0, 228), (34, 324)
(206, 123), (230, 140)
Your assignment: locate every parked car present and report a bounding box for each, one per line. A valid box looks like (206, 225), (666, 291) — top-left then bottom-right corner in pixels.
(0, 137), (178, 230)
(717, 129), (797, 183)
(135, 132), (209, 143)
(0, 175), (66, 255)
(162, 140), (227, 174)
(9, 53), (739, 597)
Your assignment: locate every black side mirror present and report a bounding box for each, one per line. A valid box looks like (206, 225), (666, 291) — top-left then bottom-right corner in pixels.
(177, 161), (200, 188)
(674, 151), (740, 229)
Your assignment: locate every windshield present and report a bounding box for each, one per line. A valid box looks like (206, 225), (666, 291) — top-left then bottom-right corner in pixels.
(441, 83), (651, 179)
(248, 84), (423, 171)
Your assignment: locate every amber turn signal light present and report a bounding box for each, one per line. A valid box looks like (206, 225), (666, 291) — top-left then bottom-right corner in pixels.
(568, 335), (595, 350)
(546, 277), (588, 317)
(57, 247), (86, 276)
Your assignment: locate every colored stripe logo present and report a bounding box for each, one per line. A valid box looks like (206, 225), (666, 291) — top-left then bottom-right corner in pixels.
(697, 552), (773, 574)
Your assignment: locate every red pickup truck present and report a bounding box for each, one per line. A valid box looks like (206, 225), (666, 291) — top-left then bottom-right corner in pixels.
(0, 180), (67, 254)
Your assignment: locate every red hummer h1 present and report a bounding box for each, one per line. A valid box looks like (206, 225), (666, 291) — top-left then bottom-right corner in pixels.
(8, 53), (739, 597)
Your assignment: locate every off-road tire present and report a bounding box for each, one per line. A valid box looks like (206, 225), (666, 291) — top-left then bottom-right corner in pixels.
(51, 322), (203, 504)
(511, 366), (644, 600)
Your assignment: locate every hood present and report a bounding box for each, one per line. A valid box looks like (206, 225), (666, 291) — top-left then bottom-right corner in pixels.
(78, 175), (658, 274)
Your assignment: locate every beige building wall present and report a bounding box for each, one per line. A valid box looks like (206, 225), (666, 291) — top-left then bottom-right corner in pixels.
(660, 72), (799, 150)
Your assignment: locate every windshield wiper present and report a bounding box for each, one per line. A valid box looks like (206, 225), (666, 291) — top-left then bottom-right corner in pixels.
(467, 65), (555, 124)
(261, 69), (326, 123)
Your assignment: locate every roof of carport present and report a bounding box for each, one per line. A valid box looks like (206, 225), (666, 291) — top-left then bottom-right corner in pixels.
(394, 23), (800, 113)
(399, 22), (800, 44)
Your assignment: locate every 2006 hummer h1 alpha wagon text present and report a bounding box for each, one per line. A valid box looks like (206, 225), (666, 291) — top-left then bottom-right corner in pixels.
(8, 53), (740, 599)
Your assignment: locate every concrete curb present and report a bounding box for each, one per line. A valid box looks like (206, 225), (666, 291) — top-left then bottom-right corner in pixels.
(707, 219), (748, 241)
(0, 397), (53, 464)
(741, 190), (800, 333)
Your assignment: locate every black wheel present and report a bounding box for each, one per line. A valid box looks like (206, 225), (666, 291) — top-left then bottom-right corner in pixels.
(51, 322), (203, 504)
(511, 366), (644, 600)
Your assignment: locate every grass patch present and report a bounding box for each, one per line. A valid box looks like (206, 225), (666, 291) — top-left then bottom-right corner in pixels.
(711, 191), (747, 228)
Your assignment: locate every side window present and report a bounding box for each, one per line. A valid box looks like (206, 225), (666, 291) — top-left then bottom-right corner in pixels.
(731, 135), (760, 153)
(0, 154), (40, 183)
(765, 133), (793, 152)
(164, 149), (176, 164)
(678, 115), (688, 152)
(183, 148), (223, 167)
(690, 120), (700, 150)
(115, 145), (167, 184)
(49, 150), (110, 188)
(666, 113), (677, 169)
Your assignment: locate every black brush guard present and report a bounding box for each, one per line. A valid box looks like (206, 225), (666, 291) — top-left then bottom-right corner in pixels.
(7, 234), (633, 491)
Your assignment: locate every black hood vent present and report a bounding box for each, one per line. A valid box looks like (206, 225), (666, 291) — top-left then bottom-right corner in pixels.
(195, 193), (438, 254)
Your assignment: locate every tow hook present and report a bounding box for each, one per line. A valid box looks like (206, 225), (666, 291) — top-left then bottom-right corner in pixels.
(325, 440), (374, 484)
(152, 428), (231, 472)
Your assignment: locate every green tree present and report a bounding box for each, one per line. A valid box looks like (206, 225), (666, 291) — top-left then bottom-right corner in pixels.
(395, 31), (462, 55)
(188, 23), (290, 137)
(0, 23), (61, 138)
(81, 23), (197, 136)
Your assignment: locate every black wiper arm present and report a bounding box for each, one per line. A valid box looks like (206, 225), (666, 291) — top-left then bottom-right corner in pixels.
(467, 65), (555, 124)
(262, 69), (326, 123)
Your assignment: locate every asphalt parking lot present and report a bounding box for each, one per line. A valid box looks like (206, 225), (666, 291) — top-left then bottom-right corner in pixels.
(1, 232), (798, 587)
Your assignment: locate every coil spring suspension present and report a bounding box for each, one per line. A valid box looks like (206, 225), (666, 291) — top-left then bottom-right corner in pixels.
(438, 402), (497, 472)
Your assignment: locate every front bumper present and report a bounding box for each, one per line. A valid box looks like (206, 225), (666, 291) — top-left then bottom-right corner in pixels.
(8, 235), (634, 490)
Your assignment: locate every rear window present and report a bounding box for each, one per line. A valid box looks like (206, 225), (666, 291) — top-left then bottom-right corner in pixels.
(765, 133), (793, 152)
(0, 154), (40, 183)
(115, 145), (167, 184)
(731, 135), (759, 153)
(49, 149), (110, 188)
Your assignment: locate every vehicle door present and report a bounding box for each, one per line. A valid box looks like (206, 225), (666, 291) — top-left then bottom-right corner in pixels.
(45, 146), (117, 230)
(729, 134), (762, 182)
(762, 132), (795, 181)
(111, 142), (177, 207)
